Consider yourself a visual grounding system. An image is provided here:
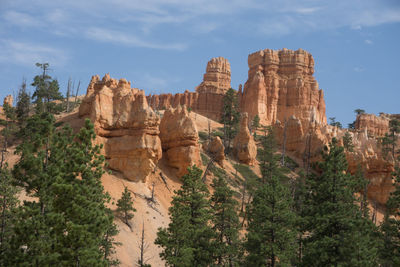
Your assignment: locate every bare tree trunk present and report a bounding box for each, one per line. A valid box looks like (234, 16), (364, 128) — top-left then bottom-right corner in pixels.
(74, 81), (81, 105)
(66, 77), (71, 113)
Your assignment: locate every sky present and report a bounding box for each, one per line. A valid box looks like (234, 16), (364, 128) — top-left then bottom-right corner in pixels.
(0, 0), (399, 126)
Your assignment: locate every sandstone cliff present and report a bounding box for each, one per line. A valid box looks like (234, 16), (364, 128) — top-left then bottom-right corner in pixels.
(240, 48), (326, 126)
(79, 74), (162, 182)
(355, 113), (390, 137)
(147, 57), (231, 120)
(159, 105), (202, 177)
(204, 136), (225, 167)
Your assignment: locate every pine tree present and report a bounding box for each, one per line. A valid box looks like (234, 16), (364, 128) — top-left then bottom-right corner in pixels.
(9, 117), (118, 265)
(342, 131), (354, 152)
(221, 88), (240, 153)
(0, 164), (19, 266)
(116, 186), (136, 227)
(155, 166), (214, 266)
(380, 166), (400, 266)
(245, 127), (297, 267)
(16, 78), (31, 124)
(302, 138), (378, 266)
(210, 173), (241, 266)
(31, 63), (63, 114)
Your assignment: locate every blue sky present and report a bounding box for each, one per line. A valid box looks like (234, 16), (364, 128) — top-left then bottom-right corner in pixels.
(0, 0), (399, 126)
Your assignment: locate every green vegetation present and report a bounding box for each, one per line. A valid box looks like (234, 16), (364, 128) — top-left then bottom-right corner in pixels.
(156, 166), (214, 266)
(221, 88), (240, 153)
(116, 186), (136, 227)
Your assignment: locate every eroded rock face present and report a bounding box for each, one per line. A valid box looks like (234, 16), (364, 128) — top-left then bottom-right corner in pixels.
(147, 57), (231, 120)
(233, 113), (257, 165)
(3, 95), (13, 107)
(79, 74), (162, 182)
(355, 113), (390, 137)
(159, 105), (201, 177)
(205, 136), (225, 166)
(240, 48), (326, 126)
(196, 57), (231, 94)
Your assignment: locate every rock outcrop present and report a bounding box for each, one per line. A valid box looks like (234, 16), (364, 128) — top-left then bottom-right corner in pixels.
(196, 57), (231, 94)
(159, 105), (201, 177)
(233, 113), (257, 165)
(205, 136), (225, 166)
(147, 57), (231, 120)
(79, 74), (162, 182)
(355, 113), (390, 137)
(3, 95), (13, 107)
(240, 48), (326, 126)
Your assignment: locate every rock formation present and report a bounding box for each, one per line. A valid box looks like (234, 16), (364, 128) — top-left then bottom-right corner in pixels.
(147, 57), (231, 120)
(240, 48), (326, 126)
(196, 57), (231, 94)
(159, 105), (202, 177)
(355, 113), (390, 137)
(3, 95), (13, 107)
(233, 113), (257, 165)
(79, 74), (162, 182)
(205, 136), (225, 166)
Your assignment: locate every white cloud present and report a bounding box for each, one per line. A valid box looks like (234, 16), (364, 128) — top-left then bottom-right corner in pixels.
(0, 40), (68, 67)
(354, 67), (365, 72)
(85, 27), (187, 51)
(365, 39), (373, 45)
(2, 11), (42, 28)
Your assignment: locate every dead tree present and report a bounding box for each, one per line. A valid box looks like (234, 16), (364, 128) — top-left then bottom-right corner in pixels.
(74, 80), (81, 105)
(137, 222), (151, 267)
(66, 77), (71, 113)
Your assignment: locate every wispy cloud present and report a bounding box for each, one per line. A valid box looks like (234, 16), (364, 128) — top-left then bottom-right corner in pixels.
(85, 28), (187, 51)
(365, 39), (373, 45)
(354, 67), (365, 72)
(2, 11), (42, 28)
(0, 40), (68, 67)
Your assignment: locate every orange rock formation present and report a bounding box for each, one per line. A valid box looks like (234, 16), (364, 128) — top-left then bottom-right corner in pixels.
(355, 113), (390, 137)
(147, 57), (231, 120)
(233, 113), (257, 165)
(205, 136), (225, 166)
(3, 95), (13, 107)
(79, 74), (162, 182)
(159, 105), (202, 177)
(240, 48), (326, 126)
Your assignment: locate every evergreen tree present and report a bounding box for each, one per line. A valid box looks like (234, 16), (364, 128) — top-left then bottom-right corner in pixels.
(221, 88), (240, 153)
(354, 109), (365, 115)
(0, 164), (19, 266)
(16, 78), (31, 124)
(252, 115), (260, 136)
(116, 186), (136, 226)
(380, 166), (400, 266)
(155, 166), (214, 267)
(245, 127), (297, 267)
(342, 131), (354, 152)
(210, 173), (241, 266)
(9, 117), (118, 266)
(303, 138), (379, 266)
(31, 63), (63, 114)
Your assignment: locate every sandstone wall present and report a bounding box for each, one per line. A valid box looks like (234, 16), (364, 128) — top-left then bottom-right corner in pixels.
(147, 57), (231, 121)
(240, 48), (326, 126)
(79, 74), (162, 182)
(159, 105), (201, 177)
(355, 113), (390, 137)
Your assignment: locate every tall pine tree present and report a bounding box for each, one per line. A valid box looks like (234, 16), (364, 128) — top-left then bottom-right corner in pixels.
(245, 127), (297, 267)
(210, 173), (241, 266)
(9, 117), (118, 266)
(303, 138), (379, 266)
(155, 166), (214, 266)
